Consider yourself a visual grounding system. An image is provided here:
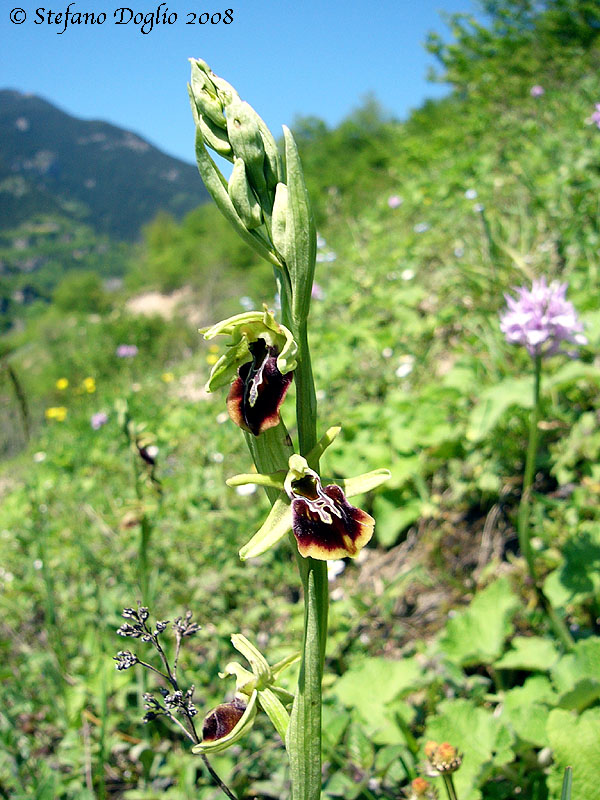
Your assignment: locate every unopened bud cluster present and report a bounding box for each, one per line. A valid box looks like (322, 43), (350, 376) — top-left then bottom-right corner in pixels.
(405, 777), (438, 800)
(189, 58), (285, 267)
(424, 740), (463, 775)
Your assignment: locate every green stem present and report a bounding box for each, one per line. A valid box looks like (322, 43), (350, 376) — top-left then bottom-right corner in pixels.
(517, 355), (541, 578)
(517, 355), (573, 650)
(442, 774), (460, 800)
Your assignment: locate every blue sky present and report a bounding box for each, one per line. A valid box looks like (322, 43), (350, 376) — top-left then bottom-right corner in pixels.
(1, 0), (478, 163)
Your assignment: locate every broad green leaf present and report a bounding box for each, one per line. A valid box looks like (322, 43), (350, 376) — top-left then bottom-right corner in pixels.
(345, 720), (375, 771)
(466, 377), (533, 442)
(551, 638), (600, 713)
(502, 679), (553, 746)
(544, 525), (600, 607)
(438, 578), (519, 666)
(372, 493), (422, 546)
(495, 636), (560, 671)
(547, 708), (600, 800)
(330, 656), (423, 743)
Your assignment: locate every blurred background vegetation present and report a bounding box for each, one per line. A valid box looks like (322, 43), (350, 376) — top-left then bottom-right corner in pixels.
(1, 1), (600, 798)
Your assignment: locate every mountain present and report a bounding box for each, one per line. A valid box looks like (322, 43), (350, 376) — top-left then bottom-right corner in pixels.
(0, 90), (209, 240)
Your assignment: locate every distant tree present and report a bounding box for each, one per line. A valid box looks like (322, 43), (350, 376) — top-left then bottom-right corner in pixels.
(53, 270), (111, 313)
(427, 0), (600, 94)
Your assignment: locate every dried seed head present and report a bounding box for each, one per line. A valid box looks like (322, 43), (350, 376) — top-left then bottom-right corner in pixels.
(113, 650), (138, 670)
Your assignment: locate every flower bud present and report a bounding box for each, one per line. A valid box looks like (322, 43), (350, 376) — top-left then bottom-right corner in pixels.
(228, 158), (263, 230)
(424, 740), (463, 775)
(226, 98), (267, 198)
(198, 113), (232, 159)
(189, 59), (227, 130)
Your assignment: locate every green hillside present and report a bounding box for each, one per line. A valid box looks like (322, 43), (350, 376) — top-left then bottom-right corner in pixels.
(1, 2), (600, 798)
(0, 90), (209, 240)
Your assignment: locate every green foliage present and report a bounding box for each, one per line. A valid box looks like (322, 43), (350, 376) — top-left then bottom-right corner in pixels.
(53, 270), (111, 314)
(438, 578), (519, 667)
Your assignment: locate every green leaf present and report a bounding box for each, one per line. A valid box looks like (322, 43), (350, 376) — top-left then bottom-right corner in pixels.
(330, 656), (423, 744)
(547, 708), (600, 800)
(501, 678), (554, 746)
(372, 493), (422, 547)
(282, 126), (317, 329)
(551, 638), (600, 712)
(438, 578), (519, 666)
(466, 377), (533, 442)
(345, 720), (375, 771)
(495, 636), (560, 671)
(544, 525), (600, 607)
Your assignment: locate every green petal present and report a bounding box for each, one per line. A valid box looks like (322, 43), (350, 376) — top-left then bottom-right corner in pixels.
(239, 496), (292, 560)
(306, 425), (342, 467)
(331, 469), (391, 497)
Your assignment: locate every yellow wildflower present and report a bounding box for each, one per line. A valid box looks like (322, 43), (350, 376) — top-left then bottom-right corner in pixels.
(206, 354), (219, 365)
(83, 377), (96, 393)
(45, 406), (68, 422)
(161, 372), (175, 383)
(56, 378), (69, 390)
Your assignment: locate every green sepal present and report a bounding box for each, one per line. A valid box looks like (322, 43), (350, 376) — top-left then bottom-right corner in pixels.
(258, 686), (290, 741)
(202, 309), (298, 392)
(192, 690), (257, 754)
(231, 634), (272, 685)
(239, 495), (292, 561)
(228, 157), (263, 230)
(226, 471), (286, 491)
(282, 125), (317, 328)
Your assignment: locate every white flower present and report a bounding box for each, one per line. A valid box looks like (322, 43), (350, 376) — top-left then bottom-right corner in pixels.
(401, 268), (415, 281)
(395, 355), (415, 378)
